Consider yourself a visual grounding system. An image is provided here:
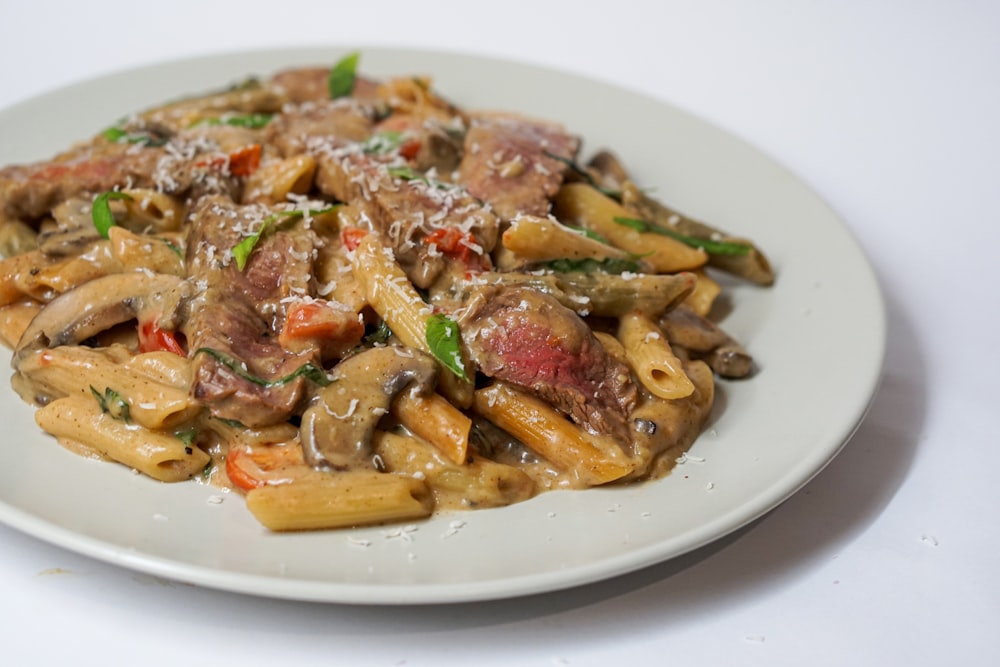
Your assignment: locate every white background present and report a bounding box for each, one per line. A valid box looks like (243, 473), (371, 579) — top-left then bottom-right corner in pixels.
(0, 1), (997, 664)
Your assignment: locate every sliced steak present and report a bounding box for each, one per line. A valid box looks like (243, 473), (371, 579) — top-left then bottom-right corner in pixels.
(268, 67), (383, 104)
(462, 286), (637, 442)
(265, 99), (375, 157)
(313, 141), (498, 287)
(457, 112), (580, 220)
(0, 143), (163, 221)
(183, 196), (322, 426)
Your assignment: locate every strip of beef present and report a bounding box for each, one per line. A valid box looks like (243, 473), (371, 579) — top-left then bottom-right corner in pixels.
(182, 195), (323, 426)
(461, 286), (637, 443)
(457, 112), (580, 221)
(265, 99), (375, 157)
(268, 67), (383, 104)
(312, 140), (498, 288)
(0, 143), (163, 221)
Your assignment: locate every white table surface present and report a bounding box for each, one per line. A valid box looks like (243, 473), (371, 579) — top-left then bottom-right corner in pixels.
(1, 1), (996, 664)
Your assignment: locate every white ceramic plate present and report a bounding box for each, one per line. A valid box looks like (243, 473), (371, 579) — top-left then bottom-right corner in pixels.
(0, 47), (885, 604)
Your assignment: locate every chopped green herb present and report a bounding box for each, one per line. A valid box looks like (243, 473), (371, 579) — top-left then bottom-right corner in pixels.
(565, 224), (610, 245)
(386, 165), (426, 183)
(364, 320), (394, 345)
(90, 386), (131, 422)
(92, 191), (133, 239)
(362, 130), (404, 154)
(329, 51), (360, 99)
(426, 313), (469, 381)
(544, 256), (645, 274)
(612, 216), (752, 256)
(101, 126), (166, 146)
(175, 428), (198, 447)
(198, 113), (273, 129)
(195, 348), (333, 387)
(232, 206), (338, 270)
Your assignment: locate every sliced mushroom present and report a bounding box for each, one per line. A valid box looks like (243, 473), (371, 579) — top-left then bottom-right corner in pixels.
(659, 306), (754, 379)
(13, 271), (188, 367)
(300, 346), (438, 471)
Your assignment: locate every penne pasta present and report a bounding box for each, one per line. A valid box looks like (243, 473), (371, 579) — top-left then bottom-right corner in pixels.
(501, 214), (637, 265)
(553, 183), (708, 274)
(391, 390), (471, 465)
(373, 430), (535, 509)
(35, 394), (210, 482)
(16, 345), (200, 430)
(245, 472), (434, 531)
(618, 311), (695, 400)
(474, 382), (636, 486)
(350, 232), (474, 407)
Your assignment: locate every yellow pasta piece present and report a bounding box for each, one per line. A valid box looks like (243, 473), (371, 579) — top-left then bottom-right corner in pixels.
(16, 242), (120, 298)
(0, 250), (56, 306)
(474, 382), (635, 486)
(350, 232), (473, 407)
(0, 298), (41, 348)
(683, 269), (721, 317)
(553, 183), (707, 273)
(391, 391), (471, 465)
(35, 395), (209, 482)
(245, 472), (433, 531)
(618, 311), (695, 400)
(244, 154), (317, 204)
(17, 345), (199, 429)
(108, 226), (184, 275)
(501, 214), (635, 264)
(373, 430), (535, 509)
(121, 188), (185, 232)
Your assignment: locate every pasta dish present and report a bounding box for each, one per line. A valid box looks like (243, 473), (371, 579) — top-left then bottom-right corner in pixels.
(0, 53), (773, 531)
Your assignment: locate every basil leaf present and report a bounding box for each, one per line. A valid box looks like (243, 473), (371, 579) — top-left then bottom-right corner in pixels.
(544, 256), (644, 274)
(364, 320), (394, 345)
(386, 165), (427, 183)
(426, 313), (468, 381)
(363, 130), (404, 154)
(564, 224), (610, 245)
(195, 348), (333, 387)
(92, 191), (133, 239)
(90, 386), (131, 422)
(329, 51), (360, 99)
(232, 206), (338, 270)
(202, 113), (273, 129)
(612, 216), (752, 256)
(101, 126), (166, 146)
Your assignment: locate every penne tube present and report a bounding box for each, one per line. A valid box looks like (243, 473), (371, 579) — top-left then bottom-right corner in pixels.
(630, 359), (715, 479)
(16, 242), (121, 299)
(243, 154), (317, 204)
(392, 390), (471, 465)
(553, 183), (708, 273)
(683, 269), (722, 317)
(35, 395), (210, 482)
(244, 472), (434, 531)
(16, 345), (200, 429)
(0, 250), (56, 306)
(107, 226), (184, 276)
(0, 298), (41, 348)
(373, 430), (535, 509)
(350, 232), (473, 407)
(121, 188), (185, 232)
(621, 181), (775, 286)
(618, 311), (695, 400)
(474, 382), (635, 486)
(501, 214), (636, 264)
